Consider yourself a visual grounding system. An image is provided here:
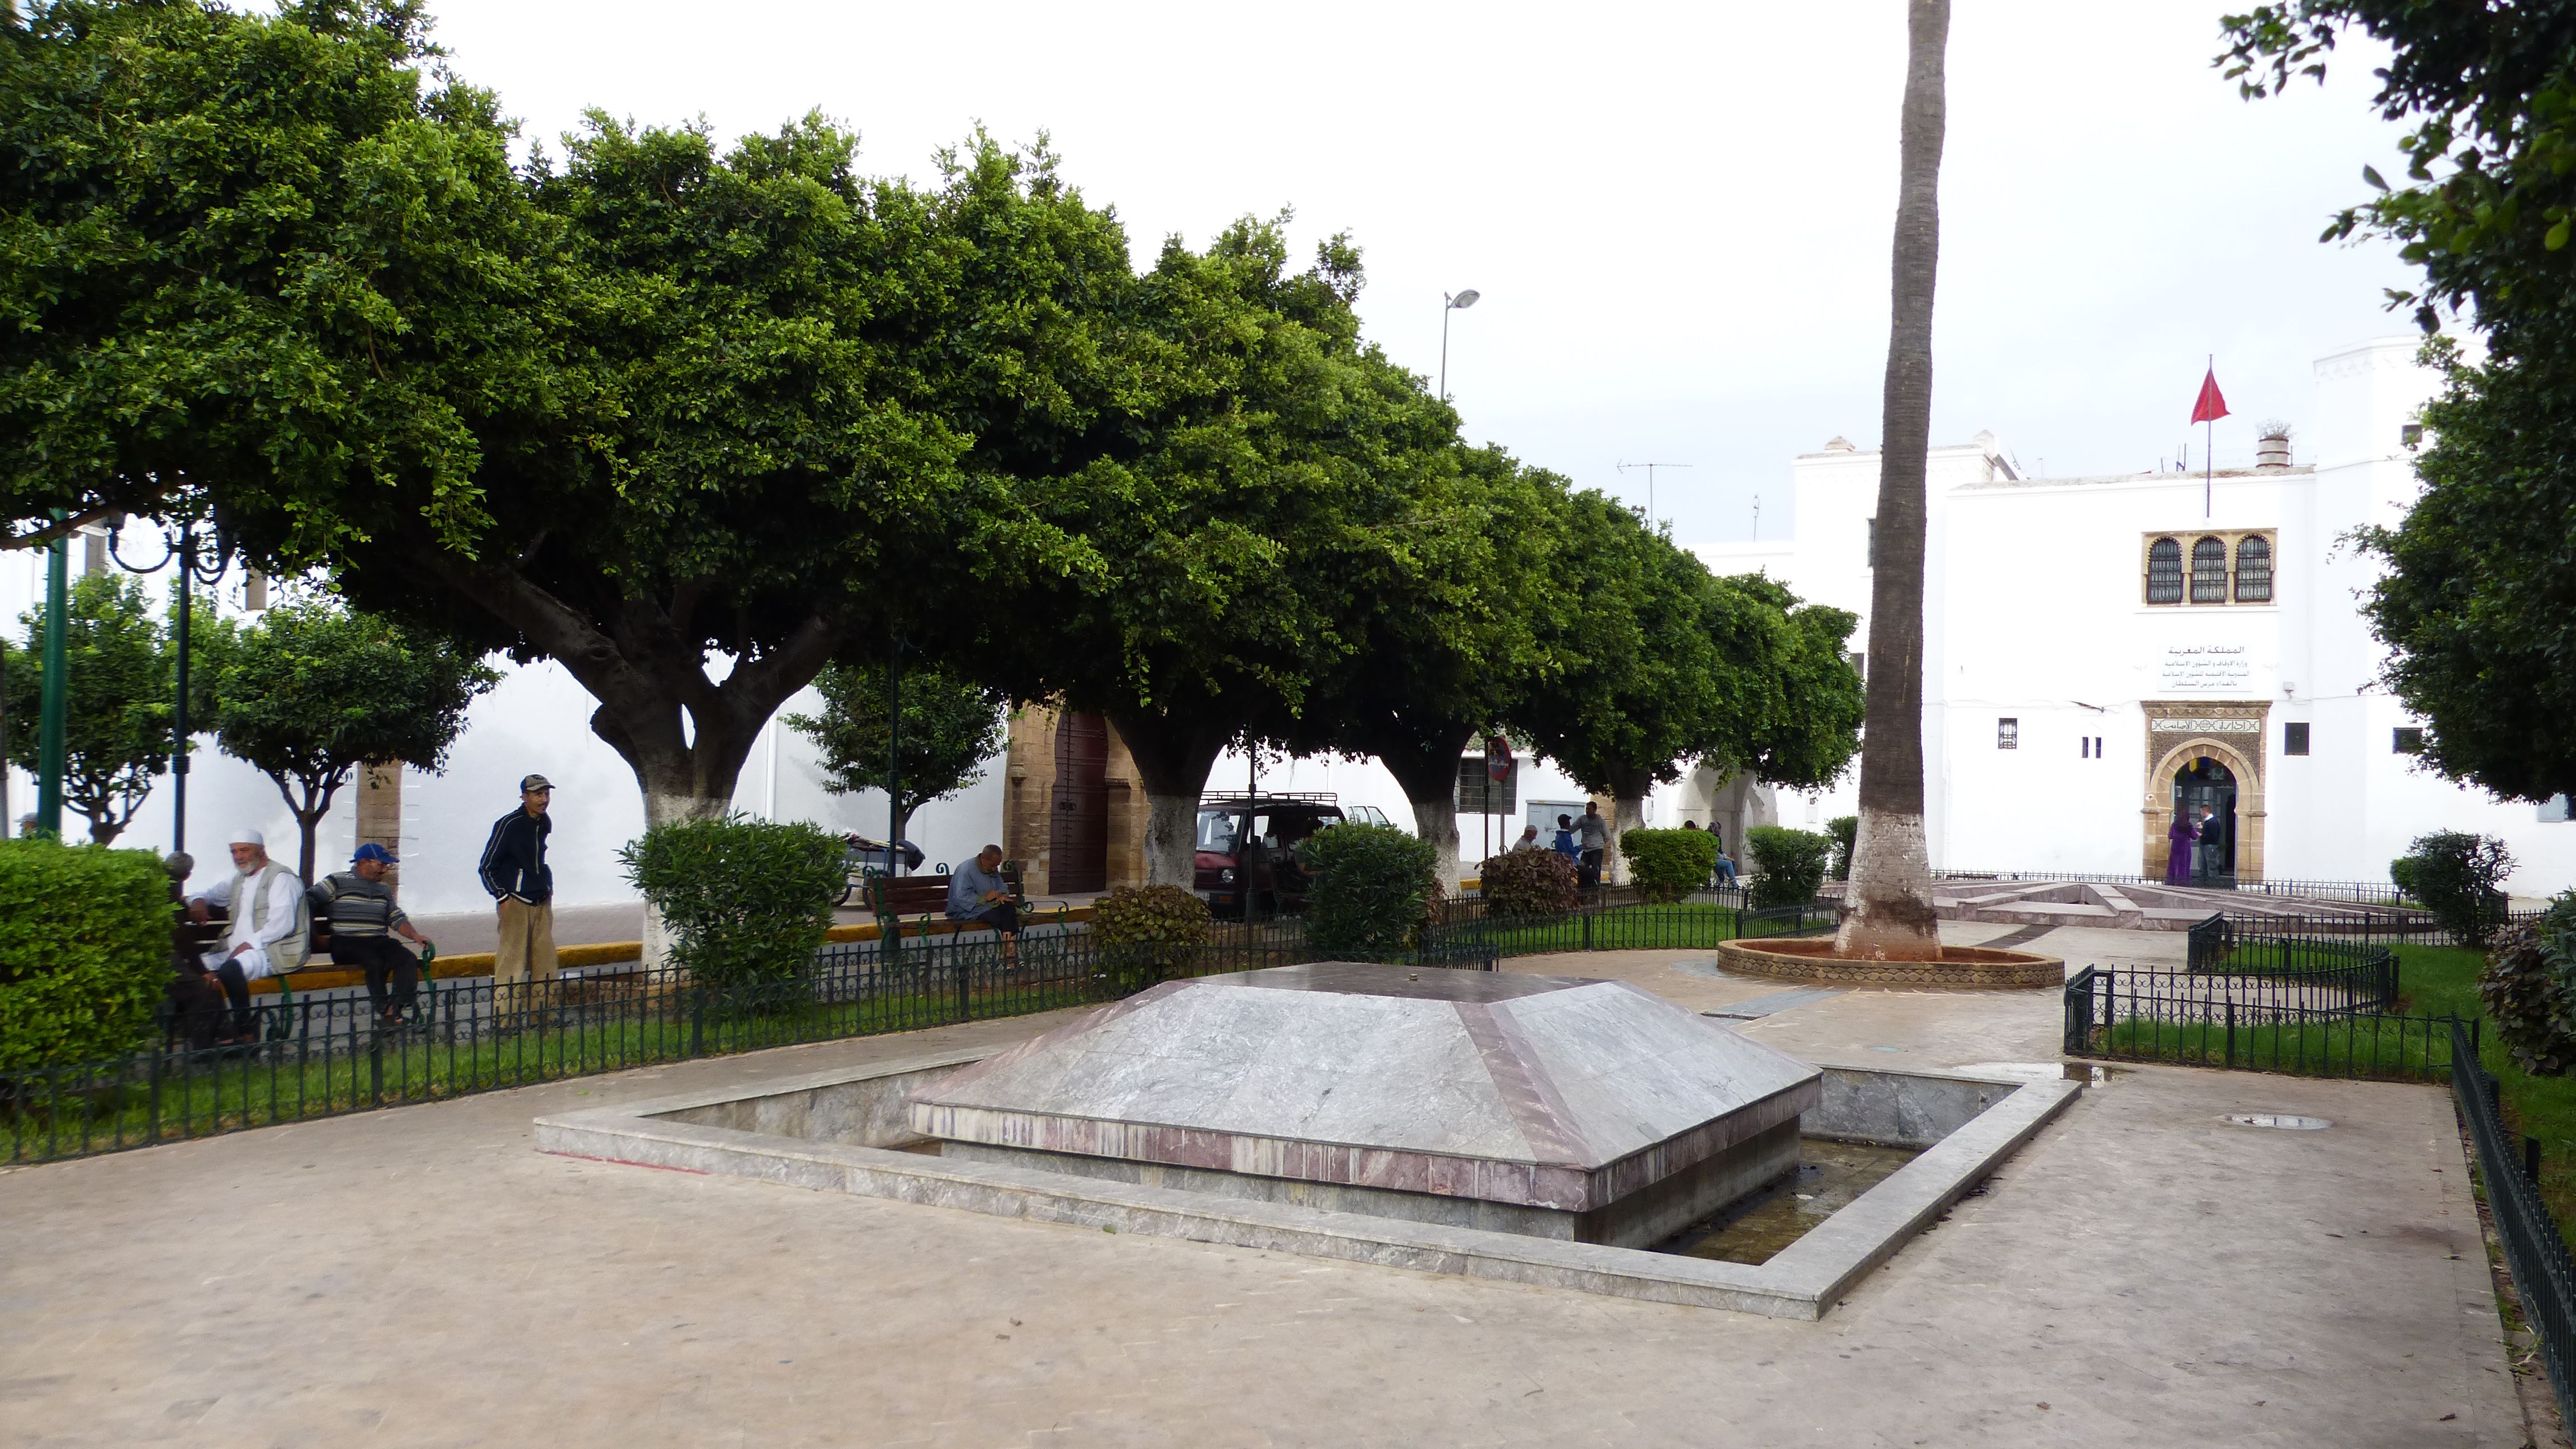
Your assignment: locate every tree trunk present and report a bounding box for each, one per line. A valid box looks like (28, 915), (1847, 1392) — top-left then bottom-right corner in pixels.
(1372, 725), (1475, 892)
(1609, 793), (1648, 887)
(637, 780), (733, 970)
(1836, 0), (1950, 963)
(1105, 710), (1233, 887)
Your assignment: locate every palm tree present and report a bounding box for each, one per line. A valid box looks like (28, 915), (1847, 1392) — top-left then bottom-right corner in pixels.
(1835, 0), (1950, 961)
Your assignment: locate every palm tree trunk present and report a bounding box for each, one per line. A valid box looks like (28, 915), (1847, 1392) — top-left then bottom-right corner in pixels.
(1835, 0), (1950, 962)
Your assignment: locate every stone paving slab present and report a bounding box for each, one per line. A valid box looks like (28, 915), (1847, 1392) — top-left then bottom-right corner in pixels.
(0, 931), (2530, 1448)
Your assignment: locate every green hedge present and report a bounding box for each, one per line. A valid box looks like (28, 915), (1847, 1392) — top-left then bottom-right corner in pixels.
(1618, 827), (1717, 904)
(0, 839), (173, 1071)
(2403, 830), (2514, 946)
(619, 815), (845, 987)
(1826, 816), (1858, 881)
(1092, 884), (1212, 990)
(1745, 825), (1832, 908)
(2481, 890), (2576, 1076)
(1298, 823), (1437, 960)
(1478, 847), (1580, 918)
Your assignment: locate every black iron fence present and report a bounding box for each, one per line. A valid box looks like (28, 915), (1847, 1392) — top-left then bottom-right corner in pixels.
(2063, 963), (2449, 1079)
(2455, 1020), (2576, 1429)
(1935, 868), (2408, 906)
(1418, 891), (1833, 962)
(0, 918), (1393, 1167)
(2203, 907), (2542, 954)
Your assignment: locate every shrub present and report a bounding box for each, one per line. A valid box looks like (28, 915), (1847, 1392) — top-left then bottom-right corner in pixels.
(2405, 830), (2515, 946)
(1477, 847), (1580, 919)
(619, 815), (845, 988)
(1092, 884), (1212, 990)
(2390, 855), (2421, 902)
(1619, 827), (1718, 905)
(0, 839), (174, 1070)
(1826, 816), (1859, 881)
(2480, 891), (2576, 1076)
(1745, 825), (1832, 908)
(1298, 822), (1438, 960)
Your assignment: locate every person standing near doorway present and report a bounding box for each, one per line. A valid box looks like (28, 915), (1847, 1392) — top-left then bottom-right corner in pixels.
(480, 774), (557, 989)
(2194, 803), (2225, 882)
(2165, 809), (2198, 886)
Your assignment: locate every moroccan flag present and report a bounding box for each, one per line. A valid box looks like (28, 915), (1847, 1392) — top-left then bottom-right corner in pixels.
(2190, 367), (2230, 425)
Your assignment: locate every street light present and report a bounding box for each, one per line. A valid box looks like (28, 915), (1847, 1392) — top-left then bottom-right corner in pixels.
(104, 507), (233, 859)
(1439, 288), (1480, 403)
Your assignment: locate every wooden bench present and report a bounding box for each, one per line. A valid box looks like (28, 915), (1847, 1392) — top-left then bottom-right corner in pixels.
(865, 866), (1027, 940)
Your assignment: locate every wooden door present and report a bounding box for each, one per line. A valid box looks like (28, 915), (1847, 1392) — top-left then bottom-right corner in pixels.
(1049, 712), (1110, 893)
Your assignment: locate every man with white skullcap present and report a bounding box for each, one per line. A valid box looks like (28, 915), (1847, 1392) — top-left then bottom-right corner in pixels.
(185, 828), (311, 1041)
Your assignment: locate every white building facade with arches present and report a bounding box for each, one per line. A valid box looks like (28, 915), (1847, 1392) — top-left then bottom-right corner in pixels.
(1694, 335), (2576, 898)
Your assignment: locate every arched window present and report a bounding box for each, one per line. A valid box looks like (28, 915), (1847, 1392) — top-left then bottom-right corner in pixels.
(2146, 537), (2183, 603)
(2190, 537), (2229, 603)
(2234, 534), (2273, 602)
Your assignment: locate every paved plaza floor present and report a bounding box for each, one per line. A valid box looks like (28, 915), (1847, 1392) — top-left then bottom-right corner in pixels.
(0, 925), (2539, 1447)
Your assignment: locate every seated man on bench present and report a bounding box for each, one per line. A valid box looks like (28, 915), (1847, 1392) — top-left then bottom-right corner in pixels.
(946, 844), (1022, 969)
(185, 828), (309, 1041)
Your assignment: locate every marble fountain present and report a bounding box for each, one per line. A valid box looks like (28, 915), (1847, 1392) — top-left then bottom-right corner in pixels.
(536, 963), (2080, 1317)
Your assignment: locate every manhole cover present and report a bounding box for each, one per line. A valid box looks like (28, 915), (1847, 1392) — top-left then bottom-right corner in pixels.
(2224, 1113), (2331, 1130)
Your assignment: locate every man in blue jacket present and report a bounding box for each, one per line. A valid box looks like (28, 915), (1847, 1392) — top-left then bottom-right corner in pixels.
(480, 774), (556, 986)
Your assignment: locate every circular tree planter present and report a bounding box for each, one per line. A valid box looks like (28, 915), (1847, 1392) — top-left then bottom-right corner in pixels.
(1713, 936), (2064, 989)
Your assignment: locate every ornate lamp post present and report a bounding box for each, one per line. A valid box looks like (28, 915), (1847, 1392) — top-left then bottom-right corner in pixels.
(106, 508), (231, 859)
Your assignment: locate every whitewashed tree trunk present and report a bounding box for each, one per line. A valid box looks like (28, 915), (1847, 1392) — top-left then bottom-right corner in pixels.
(1143, 790), (1200, 888)
(1609, 794), (1647, 886)
(1409, 793), (1462, 893)
(638, 785), (732, 969)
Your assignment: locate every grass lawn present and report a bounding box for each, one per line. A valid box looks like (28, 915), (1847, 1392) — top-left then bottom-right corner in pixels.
(2395, 942), (2576, 1248)
(1443, 903), (1755, 959)
(2103, 1012), (2454, 1081)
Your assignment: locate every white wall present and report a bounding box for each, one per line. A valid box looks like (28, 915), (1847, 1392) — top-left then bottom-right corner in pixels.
(1689, 335), (2576, 897)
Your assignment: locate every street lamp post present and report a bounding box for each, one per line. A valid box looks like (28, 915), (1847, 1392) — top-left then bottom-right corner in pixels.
(105, 509), (230, 859)
(34, 521), (68, 837)
(1439, 289), (1480, 403)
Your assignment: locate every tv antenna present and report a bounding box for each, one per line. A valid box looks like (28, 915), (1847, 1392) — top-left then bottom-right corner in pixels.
(1616, 460), (1691, 531)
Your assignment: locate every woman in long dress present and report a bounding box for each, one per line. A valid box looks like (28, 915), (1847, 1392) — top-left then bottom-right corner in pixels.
(2165, 811), (2199, 884)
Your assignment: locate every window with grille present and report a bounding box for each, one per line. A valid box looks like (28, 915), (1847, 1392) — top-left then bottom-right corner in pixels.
(2284, 722), (2309, 756)
(2190, 537), (2229, 603)
(2233, 534), (2273, 603)
(1997, 718), (2018, 750)
(2146, 537), (2183, 603)
(2394, 727), (2425, 755)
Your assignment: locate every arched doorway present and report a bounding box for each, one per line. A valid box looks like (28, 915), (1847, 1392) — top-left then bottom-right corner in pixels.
(2172, 757), (2237, 882)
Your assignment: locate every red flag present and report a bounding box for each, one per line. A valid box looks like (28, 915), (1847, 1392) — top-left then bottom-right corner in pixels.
(2190, 367), (2229, 425)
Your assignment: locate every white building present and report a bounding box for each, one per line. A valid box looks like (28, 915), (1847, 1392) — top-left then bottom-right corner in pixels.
(0, 551), (1008, 913)
(1696, 335), (2576, 897)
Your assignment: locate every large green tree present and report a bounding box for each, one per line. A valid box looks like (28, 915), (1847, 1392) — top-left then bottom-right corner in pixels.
(2224, 4), (2576, 803)
(304, 123), (1125, 845)
(1282, 446), (1568, 889)
(787, 660), (1008, 832)
(996, 219), (1458, 886)
(1839, 0), (1950, 961)
(2, 574), (225, 844)
(213, 602), (498, 881)
(0, 0), (534, 556)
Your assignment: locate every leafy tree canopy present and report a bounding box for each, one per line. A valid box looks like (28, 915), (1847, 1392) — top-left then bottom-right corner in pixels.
(214, 600), (499, 879)
(0, 0), (535, 555)
(3, 574), (229, 843)
(785, 660), (1007, 826)
(2224, 7), (2576, 801)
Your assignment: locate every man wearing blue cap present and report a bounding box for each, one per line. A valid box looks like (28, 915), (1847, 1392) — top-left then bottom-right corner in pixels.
(311, 843), (436, 1026)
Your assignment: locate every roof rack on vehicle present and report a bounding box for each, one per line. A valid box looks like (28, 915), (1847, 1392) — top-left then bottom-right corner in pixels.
(1198, 791), (1339, 806)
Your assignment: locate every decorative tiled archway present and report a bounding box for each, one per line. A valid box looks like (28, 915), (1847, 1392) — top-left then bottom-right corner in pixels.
(2138, 701), (2271, 881)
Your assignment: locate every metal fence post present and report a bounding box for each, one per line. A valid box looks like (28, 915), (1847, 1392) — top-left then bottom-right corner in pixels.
(2225, 1001), (2237, 1070)
(1581, 910), (1593, 952)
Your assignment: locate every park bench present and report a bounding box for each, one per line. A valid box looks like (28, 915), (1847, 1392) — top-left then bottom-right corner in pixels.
(864, 864), (1028, 943)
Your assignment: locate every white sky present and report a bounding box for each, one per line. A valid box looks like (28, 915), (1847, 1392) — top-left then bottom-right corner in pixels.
(421, 0), (2418, 547)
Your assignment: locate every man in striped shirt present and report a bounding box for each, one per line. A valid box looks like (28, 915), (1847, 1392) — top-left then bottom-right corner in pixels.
(310, 843), (436, 1026)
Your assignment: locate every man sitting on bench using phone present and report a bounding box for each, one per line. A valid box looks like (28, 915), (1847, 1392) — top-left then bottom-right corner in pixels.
(946, 844), (1021, 969)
